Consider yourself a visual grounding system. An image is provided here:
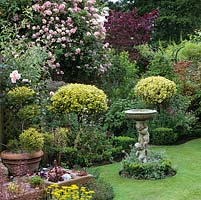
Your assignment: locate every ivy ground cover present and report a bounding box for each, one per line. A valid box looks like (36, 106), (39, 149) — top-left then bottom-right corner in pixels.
(96, 139), (201, 200)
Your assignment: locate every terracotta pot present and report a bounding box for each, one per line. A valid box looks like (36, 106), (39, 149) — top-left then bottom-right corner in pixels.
(0, 150), (44, 176)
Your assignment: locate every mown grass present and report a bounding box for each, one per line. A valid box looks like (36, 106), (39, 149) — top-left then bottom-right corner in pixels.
(95, 139), (201, 200)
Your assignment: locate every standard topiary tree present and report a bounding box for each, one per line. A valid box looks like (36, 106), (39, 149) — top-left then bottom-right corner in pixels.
(134, 76), (177, 105)
(50, 83), (108, 122)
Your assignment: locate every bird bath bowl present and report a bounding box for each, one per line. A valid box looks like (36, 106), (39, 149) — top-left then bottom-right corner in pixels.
(125, 109), (157, 121)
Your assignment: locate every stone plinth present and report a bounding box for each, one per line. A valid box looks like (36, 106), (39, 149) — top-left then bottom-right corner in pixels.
(45, 172), (94, 187)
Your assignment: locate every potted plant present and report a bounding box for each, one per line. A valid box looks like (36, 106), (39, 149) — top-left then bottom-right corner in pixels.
(1, 127), (44, 176)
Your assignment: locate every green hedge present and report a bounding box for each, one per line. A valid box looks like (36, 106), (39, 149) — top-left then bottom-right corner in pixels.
(113, 136), (135, 151)
(151, 127), (178, 145)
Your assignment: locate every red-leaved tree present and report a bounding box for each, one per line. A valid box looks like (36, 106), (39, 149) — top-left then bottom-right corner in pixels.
(104, 9), (158, 61)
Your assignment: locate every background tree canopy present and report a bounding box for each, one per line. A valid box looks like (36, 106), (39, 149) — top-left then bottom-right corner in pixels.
(104, 0), (201, 44)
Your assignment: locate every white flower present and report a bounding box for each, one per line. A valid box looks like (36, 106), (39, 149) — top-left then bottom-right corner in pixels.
(50, 91), (55, 96)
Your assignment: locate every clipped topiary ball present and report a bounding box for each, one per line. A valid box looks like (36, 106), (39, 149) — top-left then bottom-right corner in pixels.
(134, 76), (177, 104)
(50, 83), (108, 115)
(7, 86), (36, 105)
(19, 128), (44, 153)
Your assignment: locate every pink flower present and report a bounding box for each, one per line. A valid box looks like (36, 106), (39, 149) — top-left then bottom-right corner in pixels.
(10, 70), (21, 83)
(61, 37), (66, 41)
(86, 32), (91, 36)
(75, 48), (81, 54)
(43, 1), (52, 8)
(87, 0), (96, 4)
(73, 6), (81, 12)
(103, 42), (109, 48)
(46, 35), (52, 40)
(44, 28), (49, 32)
(48, 51), (53, 57)
(32, 34), (37, 39)
(57, 38), (62, 42)
(94, 31), (100, 38)
(58, 4), (65, 11)
(53, 8), (59, 13)
(42, 19), (47, 24)
(39, 30), (44, 34)
(32, 26), (36, 30)
(56, 63), (60, 67)
(33, 4), (41, 12)
(67, 17), (72, 23)
(44, 10), (52, 16)
(56, 28), (62, 33)
(70, 28), (77, 33)
(92, 19), (98, 25)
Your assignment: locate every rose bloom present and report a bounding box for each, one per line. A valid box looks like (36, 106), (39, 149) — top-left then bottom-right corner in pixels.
(58, 4), (65, 10)
(75, 48), (81, 54)
(32, 34), (37, 39)
(70, 28), (77, 33)
(10, 70), (21, 83)
(33, 4), (40, 12)
(94, 31), (100, 38)
(86, 32), (91, 36)
(103, 42), (109, 48)
(87, 0), (96, 4)
(44, 10), (52, 16)
(56, 63), (60, 67)
(44, 28), (49, 32)
(42, 19), (47, 24)
(53, 8), (59, 13)
(43, 1), (52, 8)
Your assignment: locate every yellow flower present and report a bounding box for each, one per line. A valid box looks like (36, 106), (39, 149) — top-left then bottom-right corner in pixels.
(46, 184), (95, 200)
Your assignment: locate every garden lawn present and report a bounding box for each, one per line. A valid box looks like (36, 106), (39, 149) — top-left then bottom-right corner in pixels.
(96, 139), (201, 200)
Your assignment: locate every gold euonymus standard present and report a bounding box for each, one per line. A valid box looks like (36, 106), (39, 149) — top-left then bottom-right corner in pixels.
(50, 83), (108, 114)
(134, 76), (177, 104)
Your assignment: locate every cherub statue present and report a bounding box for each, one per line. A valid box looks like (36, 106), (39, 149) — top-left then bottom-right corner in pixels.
(135, 142), (147, 163)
